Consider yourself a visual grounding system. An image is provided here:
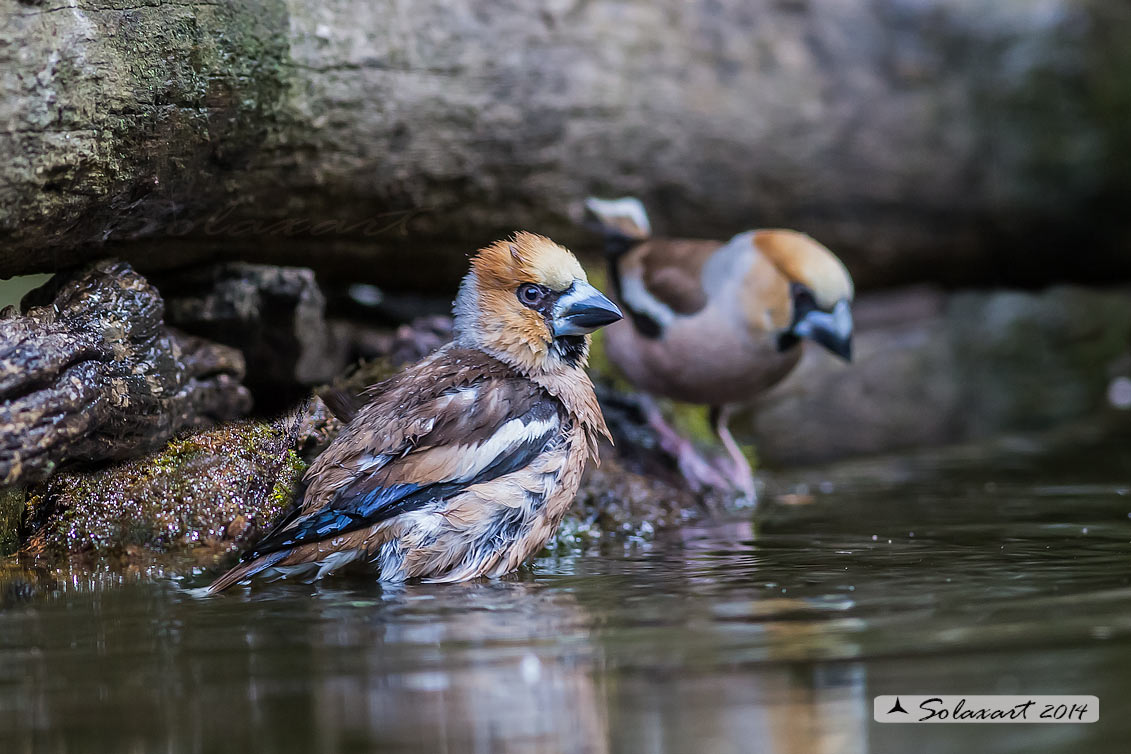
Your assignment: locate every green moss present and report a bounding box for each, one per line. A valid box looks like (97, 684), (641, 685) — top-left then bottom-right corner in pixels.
(268, 449), (307, 510)
(665, 402), (713, 444)
(0, 0), (297, 273)
(22, 419), (305, 558)
(579, 263), (628, 387)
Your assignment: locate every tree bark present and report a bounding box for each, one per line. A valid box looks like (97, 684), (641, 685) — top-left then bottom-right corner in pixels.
(0, 260), (251, 485)
(2, 0), (1129, 290)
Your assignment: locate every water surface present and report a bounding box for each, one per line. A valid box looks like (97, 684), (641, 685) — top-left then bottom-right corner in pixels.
(2, 440), (1130, 753)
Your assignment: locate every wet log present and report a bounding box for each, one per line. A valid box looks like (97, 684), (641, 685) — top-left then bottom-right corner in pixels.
(0, 260), (251, 485)
(19, 416), (305, 558)
(2, 1), (1130, 290)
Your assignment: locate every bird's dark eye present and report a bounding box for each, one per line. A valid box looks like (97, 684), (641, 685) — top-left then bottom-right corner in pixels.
(517, 283), (545, 308)
(790, 283), (817, 317)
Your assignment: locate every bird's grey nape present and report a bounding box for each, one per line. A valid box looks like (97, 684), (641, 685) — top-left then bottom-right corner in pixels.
(451, 270), (482, 346)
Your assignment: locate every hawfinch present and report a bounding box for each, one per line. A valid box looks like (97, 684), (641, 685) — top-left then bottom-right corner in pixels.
(584, 197), (853, 502)
(209, 233), (622, 591)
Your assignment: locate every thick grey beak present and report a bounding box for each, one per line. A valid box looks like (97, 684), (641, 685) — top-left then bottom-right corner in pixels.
(793, 298), (853, 361)
(551, 281), (623, 337)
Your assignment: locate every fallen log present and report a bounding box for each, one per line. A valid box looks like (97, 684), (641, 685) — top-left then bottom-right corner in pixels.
(0, 260), (251, 485)
(1, 1), (1129, 289)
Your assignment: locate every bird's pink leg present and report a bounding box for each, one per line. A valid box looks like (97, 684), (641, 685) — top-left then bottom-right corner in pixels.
(638, 396), (730, 493)
(711, 404), (757, 504)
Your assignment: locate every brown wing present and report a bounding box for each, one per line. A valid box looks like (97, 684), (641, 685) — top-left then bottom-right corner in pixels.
(237, 345), (554, 552)
(301, 346), (555, 510)
(636, 239), (721, 315)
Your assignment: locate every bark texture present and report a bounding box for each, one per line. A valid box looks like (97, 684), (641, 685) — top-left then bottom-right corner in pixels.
(0, 260), (251, 485)
(2, 0), (1129, 290)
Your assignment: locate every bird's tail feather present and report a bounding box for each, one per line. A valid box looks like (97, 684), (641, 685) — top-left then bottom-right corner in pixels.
(207, 551), (287, 594)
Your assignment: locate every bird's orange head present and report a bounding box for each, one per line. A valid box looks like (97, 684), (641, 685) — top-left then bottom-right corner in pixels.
(755, 230), (854, 309)
(454, 232), (622, 374)
(755, 229), (855, 361)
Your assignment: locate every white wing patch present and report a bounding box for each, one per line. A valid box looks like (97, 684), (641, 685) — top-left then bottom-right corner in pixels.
(451, 414), (559, 482)
(619, 270), (677, 328)
(702, 231), (755, 293)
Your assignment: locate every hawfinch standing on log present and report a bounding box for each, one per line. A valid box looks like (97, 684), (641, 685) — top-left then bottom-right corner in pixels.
(209, 233), (621, 591)
(584, 197), (853, 503)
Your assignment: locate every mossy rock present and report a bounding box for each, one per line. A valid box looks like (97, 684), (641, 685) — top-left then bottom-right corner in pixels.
(21, 419), (306, 558)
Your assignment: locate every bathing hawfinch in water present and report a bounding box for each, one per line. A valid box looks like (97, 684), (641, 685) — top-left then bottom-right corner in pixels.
(584, 197), (853, 502)
(208, 233), (622, 591)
